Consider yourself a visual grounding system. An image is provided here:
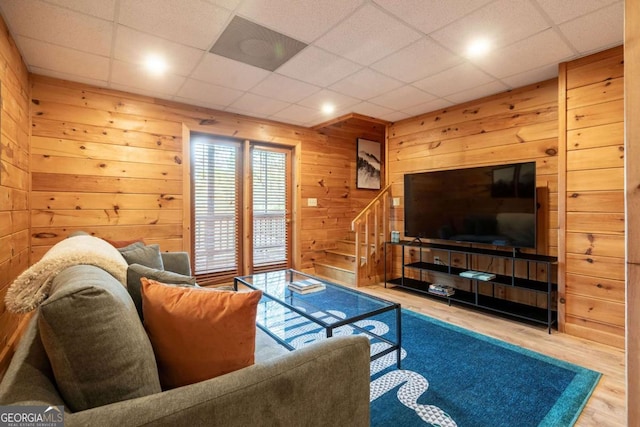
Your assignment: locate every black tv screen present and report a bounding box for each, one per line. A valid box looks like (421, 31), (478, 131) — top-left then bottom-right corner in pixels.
(404, 162), (537, 249)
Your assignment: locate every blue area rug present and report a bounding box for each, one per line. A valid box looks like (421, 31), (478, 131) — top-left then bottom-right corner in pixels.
(261, 301), (601, 427)
(369, 310), (600, 427)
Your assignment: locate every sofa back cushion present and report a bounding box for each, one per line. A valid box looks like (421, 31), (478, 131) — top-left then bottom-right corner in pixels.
(38, 265), (161, 412)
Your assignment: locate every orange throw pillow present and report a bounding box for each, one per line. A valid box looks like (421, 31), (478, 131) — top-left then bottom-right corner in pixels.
(141, 278), (262, 389)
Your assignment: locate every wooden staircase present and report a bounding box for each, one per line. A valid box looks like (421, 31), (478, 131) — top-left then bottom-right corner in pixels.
(313, 235), (359, 286)
(313, 185), (391, 287)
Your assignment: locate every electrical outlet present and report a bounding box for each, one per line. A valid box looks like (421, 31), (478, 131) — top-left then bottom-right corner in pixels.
(434, 256), (440, 264)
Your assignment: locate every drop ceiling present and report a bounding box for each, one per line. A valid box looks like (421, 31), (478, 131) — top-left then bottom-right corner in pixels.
(0, 0), (624, 127)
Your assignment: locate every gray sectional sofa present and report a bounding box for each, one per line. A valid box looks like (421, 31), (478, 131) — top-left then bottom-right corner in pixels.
(0, 250), (371, 426)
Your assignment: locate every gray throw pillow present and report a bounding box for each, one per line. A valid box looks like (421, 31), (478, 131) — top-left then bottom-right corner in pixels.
(120, 244), (164, 270)
(117, 241), (145, 252)
(38, 265), (161, 412)
(127, 263), (197, 320)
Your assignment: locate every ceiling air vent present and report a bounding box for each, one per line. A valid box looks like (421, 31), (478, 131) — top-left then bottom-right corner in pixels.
(210, 16), (307, 71)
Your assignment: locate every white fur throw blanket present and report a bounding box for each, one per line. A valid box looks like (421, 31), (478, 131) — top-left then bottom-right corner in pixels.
(5, 235), (128, 313)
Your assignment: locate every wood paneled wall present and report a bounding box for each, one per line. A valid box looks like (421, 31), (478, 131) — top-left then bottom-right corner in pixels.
(29, 76), (385, 275)
(301, 115), (386, 268)
(0, 16), (31, 376)
(30, 76), (187, 258)
(559, 46), (625, 349)
(626, 1), (640, 422)
(387, 81), (559, 301)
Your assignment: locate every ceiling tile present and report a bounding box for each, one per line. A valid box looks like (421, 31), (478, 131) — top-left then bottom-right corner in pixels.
(30, 66), (108, 88)
(249, 74), (320, 103)
(445, 80), (509, 104)
(115, 26), (205, 76)
(371, 38), (464, 83)
(558, 2), (623, 53)
(271, 104), (323, 125)
(229, 92), (289, 116)
(413, 62), (494, 97)
(314, 3), (421, 66)
(329, 68), (403, 100)
(473, 29), (574, 78)
(350, 101), (395, 118)
(380, 110), (411, 123)
(110, 83), (175, 100)
(44, 0), (117, 20)
(536, 0), (619, 24)
(176, 78), (243, 107)
(190, 53), (270, 90)
(430, 0), (549, 55)
(399, 98), (454, 117)
(17, 36), (110, 81)
(172, 95), (226, 111)
(224, 105), (270, 120)
(297, 88), (360, 111)
(204, 0), (243, 11)
(118, 0), (229, 50)
(110, 60), (186, 95)
(1, 0), (113, 56)
(369, 85), (436, 110)
(373, 0), (493, 34)
(237, 0), (363, 43)
(276, 46), (362, 87)
(500, 63), (559, 89)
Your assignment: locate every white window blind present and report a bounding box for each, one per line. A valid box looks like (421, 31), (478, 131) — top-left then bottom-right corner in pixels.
(192, 139), (240, 280)
(252, 148), (288, 271)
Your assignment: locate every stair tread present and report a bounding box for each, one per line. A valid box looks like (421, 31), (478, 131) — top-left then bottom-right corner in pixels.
(313, 262), (355, 274)
(311, 273), (354, 288)
(326, 249), (356, 258)
(337, 239), (376, 247)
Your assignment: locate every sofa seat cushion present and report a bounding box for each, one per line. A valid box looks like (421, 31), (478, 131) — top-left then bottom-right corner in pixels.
(38, 265), (161, 412)
(141, 278), (262, 389)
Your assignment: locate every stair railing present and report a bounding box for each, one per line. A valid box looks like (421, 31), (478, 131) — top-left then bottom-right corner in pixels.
(351, 184), (392, 287)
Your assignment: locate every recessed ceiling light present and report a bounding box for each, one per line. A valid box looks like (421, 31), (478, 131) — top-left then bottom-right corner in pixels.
(466, 38), (491, 58)
(321, 103), (335, 114)
(144, 54), (168, 76)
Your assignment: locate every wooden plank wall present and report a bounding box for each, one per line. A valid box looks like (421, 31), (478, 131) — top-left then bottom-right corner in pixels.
(387, 80), (559, 310)
(627, 0), (640, 423)
(302, 115), (386, 268)
(0, 15), (31, 376)
(29, 76), (384, 277)
(560, 46), (625, 349)
(30, 77), (185, 258)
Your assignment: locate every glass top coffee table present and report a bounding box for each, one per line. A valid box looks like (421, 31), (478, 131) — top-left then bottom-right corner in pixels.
(234, 269), (401, 368)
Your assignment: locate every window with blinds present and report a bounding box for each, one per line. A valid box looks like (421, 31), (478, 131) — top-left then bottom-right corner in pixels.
(192, 138), (240, 281)
(191, 134), (292, 283)
(252, 147), (289, 271)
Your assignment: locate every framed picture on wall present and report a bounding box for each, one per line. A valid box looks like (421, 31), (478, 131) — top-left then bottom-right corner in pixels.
(356, 138), (381, 190)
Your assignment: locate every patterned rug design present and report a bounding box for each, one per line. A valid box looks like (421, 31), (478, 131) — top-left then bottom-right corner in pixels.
(262, 303), (600, 427)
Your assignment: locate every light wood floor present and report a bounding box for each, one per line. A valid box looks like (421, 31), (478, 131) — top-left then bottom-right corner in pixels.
(358, 283), (626, 427)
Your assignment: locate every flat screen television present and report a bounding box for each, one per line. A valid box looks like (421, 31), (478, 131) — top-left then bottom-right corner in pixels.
(404, 161), (537, 249)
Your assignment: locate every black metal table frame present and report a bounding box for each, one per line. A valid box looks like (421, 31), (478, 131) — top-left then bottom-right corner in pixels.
(235, 269), (402, 368)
